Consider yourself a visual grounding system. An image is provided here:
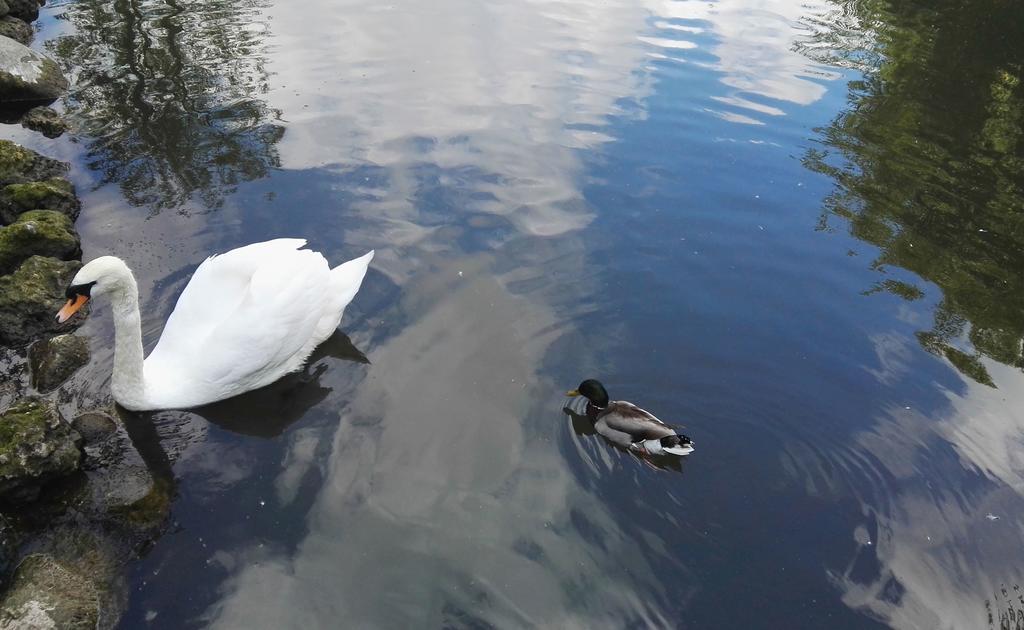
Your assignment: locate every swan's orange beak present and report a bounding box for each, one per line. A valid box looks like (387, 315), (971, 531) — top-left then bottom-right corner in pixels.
(56, 295), (89, 323)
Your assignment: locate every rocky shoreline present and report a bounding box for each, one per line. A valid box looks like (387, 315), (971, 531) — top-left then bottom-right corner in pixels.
(0, 4), (170, 629)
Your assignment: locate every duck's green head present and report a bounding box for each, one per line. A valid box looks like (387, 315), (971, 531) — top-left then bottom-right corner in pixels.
(566, 379), (609, 408)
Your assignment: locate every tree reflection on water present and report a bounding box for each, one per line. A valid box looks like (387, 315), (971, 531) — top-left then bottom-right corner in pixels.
(50, 0), (283, 212)
(804, 0), (1024, 386)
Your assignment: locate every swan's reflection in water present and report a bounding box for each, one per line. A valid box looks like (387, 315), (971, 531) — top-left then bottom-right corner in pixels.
(190, 332), (369, 439)
(117, 331), (369, 489)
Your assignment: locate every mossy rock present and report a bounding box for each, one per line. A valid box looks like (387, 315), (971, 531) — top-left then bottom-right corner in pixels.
(0, 140), (67, 187)
(0, 554), (99, 629)
(28, 333), (89, 393)
(0, 398), (81, 503)
(0, 255), (82, 346)
(19, 105), (69, 139)
(0, 210), (80, 275)
(0, 16), (31, 46)
(0, 178), (80, 225)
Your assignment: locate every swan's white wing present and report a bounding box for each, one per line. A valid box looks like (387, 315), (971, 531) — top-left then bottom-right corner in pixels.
(150, 238), (308, 363)
(144, 240), (336, 406)
(197, 248), (331, 390)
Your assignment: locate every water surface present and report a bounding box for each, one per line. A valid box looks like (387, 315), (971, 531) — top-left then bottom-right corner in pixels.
(14, 0), (1024, 627)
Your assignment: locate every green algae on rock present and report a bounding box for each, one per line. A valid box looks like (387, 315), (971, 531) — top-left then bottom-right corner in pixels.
(0, 398), (81, 503)
(0, 210), (80, 275)
(28, 334), (89, 393)
(0, 178), (80, 225)
(0, 255), (82, 346)
(0, 140), (67, 187)
(0, 178), (79, 225)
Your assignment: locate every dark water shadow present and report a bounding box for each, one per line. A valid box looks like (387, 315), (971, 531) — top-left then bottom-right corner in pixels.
(192, 330), (368, 438)
(116, 330), (368, 489)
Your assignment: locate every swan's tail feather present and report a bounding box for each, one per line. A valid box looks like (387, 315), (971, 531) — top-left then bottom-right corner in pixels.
(331, 250), (374, 306)
(309, 250), (374, 344)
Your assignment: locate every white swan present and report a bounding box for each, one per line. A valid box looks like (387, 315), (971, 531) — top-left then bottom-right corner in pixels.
(55, 239), (374, 411)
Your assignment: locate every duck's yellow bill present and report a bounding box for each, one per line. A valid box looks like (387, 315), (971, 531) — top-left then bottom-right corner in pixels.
(56, 295), (88, 323)
(565, 390), (579, 397)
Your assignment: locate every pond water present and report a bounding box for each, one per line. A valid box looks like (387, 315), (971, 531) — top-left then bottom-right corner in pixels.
(11, 0), (1024, 627)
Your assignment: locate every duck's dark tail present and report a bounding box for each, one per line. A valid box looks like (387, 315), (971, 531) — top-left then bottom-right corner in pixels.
(659, 433), (694, 456)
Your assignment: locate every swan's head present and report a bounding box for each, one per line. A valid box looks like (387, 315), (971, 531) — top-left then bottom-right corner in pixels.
(566, 379), (610, 408)
(56, 256), (133, 323)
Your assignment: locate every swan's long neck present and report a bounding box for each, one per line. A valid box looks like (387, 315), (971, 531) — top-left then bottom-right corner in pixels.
(110, 272), (147, 410)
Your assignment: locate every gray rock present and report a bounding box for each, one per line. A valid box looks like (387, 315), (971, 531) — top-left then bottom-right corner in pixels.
(0, 398), (81, 503)
(3, 0), (36, 22)
(0, 210), (80, 275)
(0, 178), (80, 225)
(0, 554), (99, 629)
(28, 333), (88, 393)
(0, 17), (31, 46)
(0, 36), (67, 105)
(0, 140), (68, 187)
(0, 256), (82, 346)
(0, 1), (10, 19)
(19, 105), (68, 138)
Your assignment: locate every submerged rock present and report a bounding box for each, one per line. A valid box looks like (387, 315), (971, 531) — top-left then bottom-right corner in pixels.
(0, 17), (31, 46)
(0, 398), (81, 503)
(28, 333), (88, 393)
(75, 414), (167, 523)
(0, 554), (99, 629)
(19, 105), (68, 138)
(0, 140), (67, 187)
(3, 0), (36, 22)
(0, 178), (80, 225)
(0, 37), (67, 105)
(0, 523), (130, 630)
(70, 411), (116, 445)
(0, 210), (80, 275)
(0, 255), (81, 346)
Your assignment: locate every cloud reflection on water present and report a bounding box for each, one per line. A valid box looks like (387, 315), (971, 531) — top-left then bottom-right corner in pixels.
(814, 358), (1024, 629)
(205, 256), (678, 628)
(188, 0), (852, 626)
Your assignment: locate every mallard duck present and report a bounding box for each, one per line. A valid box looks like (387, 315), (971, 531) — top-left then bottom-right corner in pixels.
(565, 379), (694, 456)
(55, 238), (374, 411)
